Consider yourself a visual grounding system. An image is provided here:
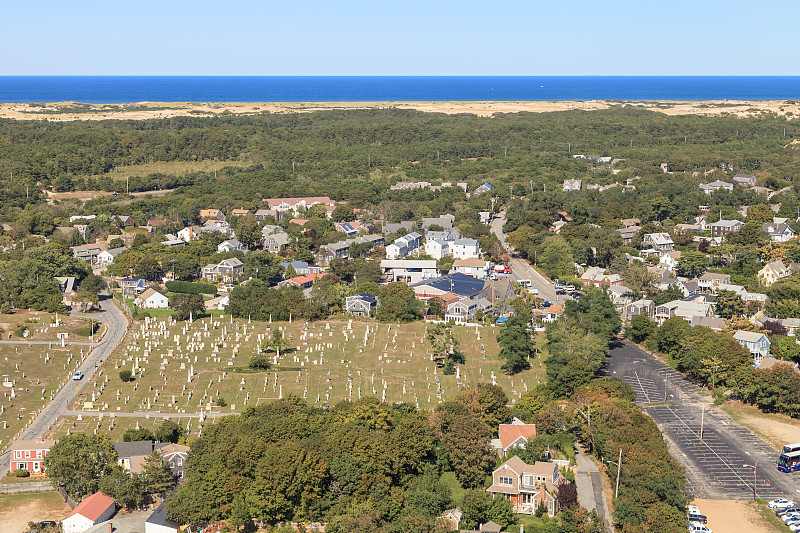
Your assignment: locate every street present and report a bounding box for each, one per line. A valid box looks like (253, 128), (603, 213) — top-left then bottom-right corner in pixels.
(0, 293), (129, 470)
(490, 212), (564, 305)
(575, 445), (613, 532)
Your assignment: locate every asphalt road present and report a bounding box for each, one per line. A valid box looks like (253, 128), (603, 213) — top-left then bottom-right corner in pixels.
(0, 293), (129, 470)
(575, 445), (613, 532)
(602, 340), (797, 501)
(490, 212), (565, 305)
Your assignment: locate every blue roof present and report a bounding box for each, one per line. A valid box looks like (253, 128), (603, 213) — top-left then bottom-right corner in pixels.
(482, 183), (492, 189)
(413, 272), (484, 297)
(280, 261), (309, 270)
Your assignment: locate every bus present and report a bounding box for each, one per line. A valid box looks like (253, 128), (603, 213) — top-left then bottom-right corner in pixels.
(777, 450), (800, 473)
(518, 279), (532, 287)
(783, 443), (800, 454)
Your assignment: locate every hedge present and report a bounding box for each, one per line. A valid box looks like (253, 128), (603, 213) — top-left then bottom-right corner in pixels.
(165, 281), (217, 295)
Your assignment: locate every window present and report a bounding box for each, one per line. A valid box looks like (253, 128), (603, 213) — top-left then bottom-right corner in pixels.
(14, 451), (21, 459)
(498, 476), (513, 486)
(25, 451), (30, 459)
(523, 475), (535, 486)
(17, 463), (25, 470)
(177, 459), (183, 467)
(36, 450), (42, 458)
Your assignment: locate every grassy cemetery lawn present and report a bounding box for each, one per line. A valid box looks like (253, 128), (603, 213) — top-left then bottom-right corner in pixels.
(0, 312), (98, 448)
(68, 316), (546, 436)
(46, 414), (189, 442)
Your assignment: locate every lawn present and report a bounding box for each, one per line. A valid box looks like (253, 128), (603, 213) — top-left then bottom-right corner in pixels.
(67, 316), (546, 431)
(0, 491), (70, 533)
(47, 415), (191, 442)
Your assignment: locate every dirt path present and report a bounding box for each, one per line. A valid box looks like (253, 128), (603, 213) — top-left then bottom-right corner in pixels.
(693, 499), (781, 533)
(0, 492), (70, 533)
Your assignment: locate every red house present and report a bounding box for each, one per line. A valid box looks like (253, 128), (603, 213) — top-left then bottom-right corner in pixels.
(9, 437), (55, 475)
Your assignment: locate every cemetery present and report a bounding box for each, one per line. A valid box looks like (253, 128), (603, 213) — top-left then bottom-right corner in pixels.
(63, 315), (546, 438)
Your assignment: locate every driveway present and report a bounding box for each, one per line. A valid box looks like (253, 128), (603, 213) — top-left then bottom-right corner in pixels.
(575, 445), (613, 531)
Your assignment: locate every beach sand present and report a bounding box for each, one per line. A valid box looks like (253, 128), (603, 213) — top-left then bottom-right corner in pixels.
(1, 99), (798, 121)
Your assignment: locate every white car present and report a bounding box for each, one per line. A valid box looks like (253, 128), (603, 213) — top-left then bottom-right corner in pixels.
(688, 522), (712, 533)
(789, 522), (800, 532)
(72, 371), (83, 381)
(772, 498), (796, 509)
(783, 513), (800, 524)
(687, 505), (701, 515)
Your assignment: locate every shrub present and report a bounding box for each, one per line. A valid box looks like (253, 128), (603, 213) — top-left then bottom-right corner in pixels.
(119, 370), (132, 382)
(14, 325), (29, 338)
(216, 396), (228, 407)
(165, 281), (217, 295)
(14, 468), (30, 477)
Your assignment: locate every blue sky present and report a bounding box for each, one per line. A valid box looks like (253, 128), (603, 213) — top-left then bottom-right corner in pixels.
(3, 0), (798, 75)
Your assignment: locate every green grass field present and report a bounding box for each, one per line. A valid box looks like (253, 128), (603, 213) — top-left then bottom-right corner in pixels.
(68, 316), (545, 431)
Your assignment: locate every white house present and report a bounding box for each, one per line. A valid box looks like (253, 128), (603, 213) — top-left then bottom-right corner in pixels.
(177, 226), (202, 242)
(699, 180), (734, 194)
(145, 502), (180, 533)
(452, 258), (491, 279)
(425, 239), (451, 260)
(96, 247), (126, 267)
(135, 288), (169, 309)
(451, 238), (481, 260)
(386, 232), (422, 260)
(380, 259), (438, 284)
(62, 492), (116, 533)
(762, 223), (796, 243)
(217, 239), (246, 253)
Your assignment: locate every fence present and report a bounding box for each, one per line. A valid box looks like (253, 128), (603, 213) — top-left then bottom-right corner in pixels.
(0, 480), (54, 494)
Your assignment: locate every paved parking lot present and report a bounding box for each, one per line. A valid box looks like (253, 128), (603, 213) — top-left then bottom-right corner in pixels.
(602, 340), (798, 500)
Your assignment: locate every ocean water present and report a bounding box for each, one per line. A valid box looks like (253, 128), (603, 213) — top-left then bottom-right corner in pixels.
(0, 76), (799, 103)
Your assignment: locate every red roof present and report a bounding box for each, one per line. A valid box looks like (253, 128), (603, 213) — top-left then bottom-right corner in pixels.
(498, 423), (537, 450)
(65, 492), (115, 521)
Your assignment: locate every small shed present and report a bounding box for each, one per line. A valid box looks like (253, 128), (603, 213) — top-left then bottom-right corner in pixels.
(62, 492), (115, 533)
(145, 502), (180, 533)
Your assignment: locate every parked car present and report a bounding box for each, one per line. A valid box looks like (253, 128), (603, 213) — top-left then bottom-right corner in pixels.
(687, 505), (701, 516)
(688, 514), (707, 524)
(770, 498), (795, 509)
(782, 513), (800, 524)
(777, 506), (800, 517)
(688, 521), (712, 533)
(540, 300), (553, 308)
(72, 371), (83, 381)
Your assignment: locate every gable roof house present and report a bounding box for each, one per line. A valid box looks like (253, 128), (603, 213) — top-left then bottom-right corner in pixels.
(617, 226), (639, 245)
(120, 277), (147, 295)
(734, 330), (771, 365)
(278, 273), (326, 290)
(386, 232), (422, 260)
(486, 456), (562, 517)
(762, 222), (796, 243)
(382, 221), (416, 236)
(9, 437), (55, 475)
(654, 300), (714, 325)
(71, 243), (107, 264)
(115, 215), (135, 227)
(254, 208), (279, 221)
(62, 492), (116, 533)
(157, 443), (190, 479)
(624, 299), (655, 322)
(382, 259), (439, 285)
(345, 293), (379, 316)
(758, 260), (793, 286)
(424, 239), (450, 260)
(217, 239), (246, 253)
(444, 296), (492, 324)
(202, 257), (244, 283)
(733, 173), (757, 187)
(422, 214), (456, 232)
(699, 180), (734, 194)
(710, 219), (743, 237)
(231, 208), (253, 217)
(135, 288), (169, 309)
(177, 225), (202, 243)
(641, 233), (674, 252)
(474, 183), (493, 196)
(411, 272), (484, 299)
(96, 246), (127, 267)
(452, 258), (492, 279)
(563, 179), (582, 191)
(263, 196), (335, 216)
(200, 209), (226, 221)
(490, 418), (537, 457)
(263, 228), (290, 253)
(451, 238), (481, 260)
(697, 272), (731, 292)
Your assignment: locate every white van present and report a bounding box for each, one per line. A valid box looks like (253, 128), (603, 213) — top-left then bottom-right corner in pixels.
(689, 522), (712, 533)
(518, 279), (532, 287)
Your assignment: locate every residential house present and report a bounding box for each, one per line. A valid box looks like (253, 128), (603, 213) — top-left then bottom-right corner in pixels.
(382, 221), (416, 236)
(217, 239), (246, 253)
(697, 272), (731, 292)
(658, 250), (682, 271)
(451, 238), (481, 260)
(96, 246), (126, 267)
(55, 276), (77, 307)
(758, 260), (793, 286)
(618, 226), (639, 245)
(486, 456), (561, 517)
(9, 438), (55, 475)
(289, 218), (310, 226)
(231, 208), (253, 217)
(69, 215), (96, 223)
(115, 215), (135, 227)
(145, 502), (181, 533)
(262, 196), (335, 216)
(563, 179), (582, 191)
(318, 235), (383, 264)
(411, 272), (484, 299)
(278, 273), (326, 289)
(71, 242), (107, 264)
(113, 441), (163, 473)
(755, 316), (800, 337)
(254, 208), (278, 221)
(155, 442), (190, 477)
(690, 316), (727, 331)
(203, 258), (244, 282)
(733, 173), (757, 187)
(710, 219), (743, 237)
(386, 232), (422, 260)
(202, 219), (235, 236)
(200, 209), (226, 221)
(474, 182), (493, 195)
(381, 259), (439, 285)
(436, 508), (463, 531)
(136, 288), (169, 309)
(490, 418), (537, 457)
(479, 211), (492, 224)
(336, 221), (362, 237)
(580, 266), (622, 288)
(62, 492), (116, 533)
(623, 299), (655, 322)
(620, 218), (640, 229)
(280, 261), (321, 276)
(444, 296), (492, 324)
(539, 304), (565, 323)
(734, 330), (771, 365)
(762, 222), (796, 243)
(263, 229), (290, 253)
(654, 300), (714, 325)
(345, 293), (379, 316)
(422, 215), (456, 232)
(161, 239), (186, 248)
(425, 239), (451, 260)
(452, 258), (491, 279)
(177, 225), (202, 243)
(699, 180), (734, 194)
(119, 277), (147, 295)
(641, 233), (674, 252)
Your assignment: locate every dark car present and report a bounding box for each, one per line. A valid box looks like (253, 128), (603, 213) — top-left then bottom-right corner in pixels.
(555, 288), (566, 295)
(777, 507), (800, 517)
(688, 513), (707, 524)
(541, 300), (552, 308)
